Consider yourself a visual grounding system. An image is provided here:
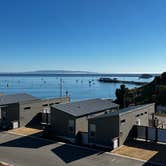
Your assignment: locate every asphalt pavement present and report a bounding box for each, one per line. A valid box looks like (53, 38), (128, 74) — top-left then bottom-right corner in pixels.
(0, 132), (162, 166)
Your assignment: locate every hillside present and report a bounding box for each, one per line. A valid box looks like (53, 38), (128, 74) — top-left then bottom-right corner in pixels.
(115, 72), (166, 107)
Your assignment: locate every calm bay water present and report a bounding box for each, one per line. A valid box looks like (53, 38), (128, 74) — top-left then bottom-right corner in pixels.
(0, 76), (154, 101)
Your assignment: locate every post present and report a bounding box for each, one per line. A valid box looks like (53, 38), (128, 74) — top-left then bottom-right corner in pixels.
(145, 126), (148, 142)
(155, 127), (158, 143)
(60, 78), (62, 98)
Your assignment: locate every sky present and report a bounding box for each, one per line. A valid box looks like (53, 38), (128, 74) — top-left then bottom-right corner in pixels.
(0, 0), (166, 73)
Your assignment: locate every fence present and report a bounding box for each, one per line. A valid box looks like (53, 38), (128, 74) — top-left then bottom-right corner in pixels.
(135, 125), (166, 143)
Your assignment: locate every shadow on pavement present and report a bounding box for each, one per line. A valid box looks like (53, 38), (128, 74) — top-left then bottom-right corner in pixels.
(51, 144), (99, 163)
(0, 133), (54, 149)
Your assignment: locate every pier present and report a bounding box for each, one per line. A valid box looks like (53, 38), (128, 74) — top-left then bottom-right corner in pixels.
(98, 78), (148, 85)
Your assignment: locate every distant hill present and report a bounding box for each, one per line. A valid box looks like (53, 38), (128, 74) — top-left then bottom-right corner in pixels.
(0, 70), (98, 76)
(22, 70), (97, 74)
(0, 70), (160, 77)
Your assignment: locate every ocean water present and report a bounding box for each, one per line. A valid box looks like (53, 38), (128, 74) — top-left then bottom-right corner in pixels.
(0, 76), (154, 101)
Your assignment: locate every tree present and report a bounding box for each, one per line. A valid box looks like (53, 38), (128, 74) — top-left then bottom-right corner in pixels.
(115, 84), (129, 108)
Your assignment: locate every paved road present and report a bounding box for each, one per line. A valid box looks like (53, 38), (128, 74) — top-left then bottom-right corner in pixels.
(0, 132), (160, 166)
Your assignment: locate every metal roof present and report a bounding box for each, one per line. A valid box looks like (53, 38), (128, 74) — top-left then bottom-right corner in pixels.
(0, 93), (39, 105)
(52, 98), (119, 117)
(89, 103), (154, 120)
(119, 103), (154, 115)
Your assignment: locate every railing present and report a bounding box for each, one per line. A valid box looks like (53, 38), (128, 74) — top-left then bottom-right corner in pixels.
(134, 125), (166, 143)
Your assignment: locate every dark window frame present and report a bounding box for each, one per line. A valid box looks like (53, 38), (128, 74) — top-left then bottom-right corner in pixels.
(42, 104), (48, 107)
(121, 119), (126, 124)
(90, 131), (96, 137)
(24, 107), (31, 110)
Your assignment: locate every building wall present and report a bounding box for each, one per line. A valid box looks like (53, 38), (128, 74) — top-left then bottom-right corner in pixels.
(20, 97), (70, 128)
(119, 104), (155, 146)
(75, 108), (119, 136)
(20, 101), (42, 128)
(0, 103), (19, 129)
(50, 106), (118, 142)
(51, 107), (76, 139)
(88, 115), (119, 147)
(75, 116), (88, 135)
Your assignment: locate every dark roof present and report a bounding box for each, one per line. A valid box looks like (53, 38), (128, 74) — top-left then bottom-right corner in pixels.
(89, 103), (154, 120)
(52, 98), (119, 117)
(0, 93), (39, 105)
(119, 103), (154, 115)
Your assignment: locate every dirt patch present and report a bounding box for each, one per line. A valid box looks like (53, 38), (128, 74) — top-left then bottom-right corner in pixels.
(112, 145), (158, 161)
(8, 127), (43, 136)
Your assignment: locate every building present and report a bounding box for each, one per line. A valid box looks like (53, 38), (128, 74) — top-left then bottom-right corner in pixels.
(49, 98), (119, 143)
(0, 93), (70, 130)
(88, 103), (155, 149)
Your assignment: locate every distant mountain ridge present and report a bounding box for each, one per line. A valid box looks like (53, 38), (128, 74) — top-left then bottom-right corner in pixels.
(0, 70), (160, 77)
(22, 70), (97, 74)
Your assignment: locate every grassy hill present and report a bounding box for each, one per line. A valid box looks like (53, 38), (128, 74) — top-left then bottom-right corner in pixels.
(115, 72), (166, 108)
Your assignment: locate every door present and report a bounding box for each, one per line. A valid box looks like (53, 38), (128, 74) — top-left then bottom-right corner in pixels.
(81, 133), (88, 145)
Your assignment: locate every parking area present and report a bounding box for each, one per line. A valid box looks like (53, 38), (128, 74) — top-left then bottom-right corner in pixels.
(0, 132), (149, 166)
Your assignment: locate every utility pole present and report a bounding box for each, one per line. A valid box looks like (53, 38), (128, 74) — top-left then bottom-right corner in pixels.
(60, 78), (62, 98)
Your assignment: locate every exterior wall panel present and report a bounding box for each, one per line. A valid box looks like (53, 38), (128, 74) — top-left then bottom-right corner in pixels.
(119, 104), (155, 145)
(89, 115), (119, 147)
(76, 116), (88, 135)
(20, 97), (70, 128)
(51, 107), (76, 139)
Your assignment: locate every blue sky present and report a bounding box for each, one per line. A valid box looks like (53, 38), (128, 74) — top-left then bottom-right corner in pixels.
(0, 0), (166, 73)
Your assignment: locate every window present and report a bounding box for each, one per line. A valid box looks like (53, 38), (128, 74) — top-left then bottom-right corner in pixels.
(2, 110), (7, 120)
(87, 114), (96, 119)
(24, 107), (31, 110)
(68, 120), (74, 132)
(120, 119), (126, 125)
(141, 113), (144, 116)
(136, 119), (141, 125)
(41, 108), (51, 125)
(136, 114), (140, 117)
(89, 124), (96, 137)
(43, 108), (50, 114)
(144, 112), (147, 114)
(42, 104), (48, 107)
(0, 108), (1, 119)
(105, 110), (111, 114)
